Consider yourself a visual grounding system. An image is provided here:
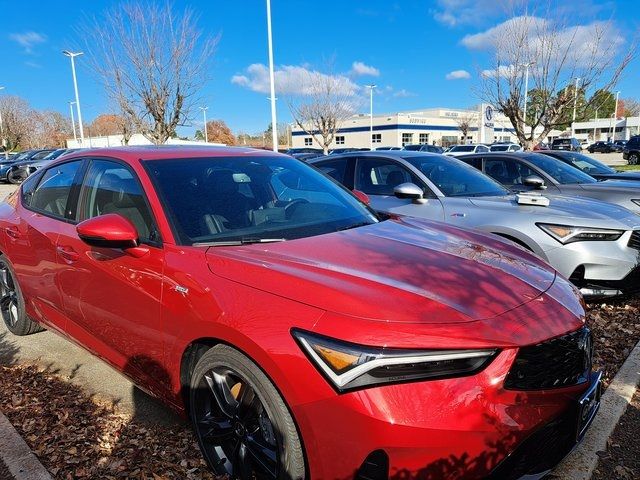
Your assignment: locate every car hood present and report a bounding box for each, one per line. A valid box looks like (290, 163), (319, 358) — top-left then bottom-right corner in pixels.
(205, 217), (557, 324)
(468, 194), (640, 229)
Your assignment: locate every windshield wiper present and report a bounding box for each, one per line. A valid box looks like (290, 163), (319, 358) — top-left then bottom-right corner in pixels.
(195, 238), (286, 247)
(336, 221), (375, 232)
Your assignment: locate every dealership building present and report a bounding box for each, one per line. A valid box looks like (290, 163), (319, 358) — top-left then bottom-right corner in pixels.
(291, 104), (560, 149)
(572, 116), (640, 143)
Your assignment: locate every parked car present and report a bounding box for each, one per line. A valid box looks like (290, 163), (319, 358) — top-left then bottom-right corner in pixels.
(533, 142), (550, 151)
(443, 144), (490, 156)
(403, 144), (445, 153)
(489, 143), (521, 152)
(1, 146), (602, 479)
(310, 151), (640, 297)
(460, 152), (640, 215)
(540, 150), (640, 182)
(623, 135), (640, 165)
(0, 149), (54, 182)
(375, 146), (402, 151)
(551, 138), (582, 151)
(614, 140), (627, 149)
(329, 147), (361, 154)
(6, 148), (74, 184)
(588, 141), (620, 153)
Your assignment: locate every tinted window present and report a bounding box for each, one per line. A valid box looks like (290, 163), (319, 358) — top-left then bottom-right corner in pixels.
(484, 158), (537, 187)
(316, 159), (348, 184)
(30, 161), (81, 218)
(20, 171), (43, 207)
(490, 145), (509, 151)
(526, 154), (597, 184)
(449, 145), (475, 152)
(404, 155), (507, 197)
(145, 156), (377, 245)
(355, 158), (423, 196)
(78, 160), (158, 243)
(554, 152), (615, 175)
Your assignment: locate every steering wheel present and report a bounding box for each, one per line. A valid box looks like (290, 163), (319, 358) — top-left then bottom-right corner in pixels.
(284, 198), (309, 218)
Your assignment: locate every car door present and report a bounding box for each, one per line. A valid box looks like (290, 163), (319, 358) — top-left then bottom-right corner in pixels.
(483, 156), (560, 193)
(9, 159), (84, 334)
(54, 158), (166, 389)
(353, 156), (445, 220)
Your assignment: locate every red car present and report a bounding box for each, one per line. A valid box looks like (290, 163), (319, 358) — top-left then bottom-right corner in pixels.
(0, 147), (600, 479)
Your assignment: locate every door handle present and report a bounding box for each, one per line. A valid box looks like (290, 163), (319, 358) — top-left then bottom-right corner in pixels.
(5, 227), (21, 239)
(57, 246), (80, 262)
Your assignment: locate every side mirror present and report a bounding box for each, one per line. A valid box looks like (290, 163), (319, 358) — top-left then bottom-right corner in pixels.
(523, 175), (546, 189)
(77, 214), (142, 254)
(351, 189), (370, 205)
(394, 182), (427, 203)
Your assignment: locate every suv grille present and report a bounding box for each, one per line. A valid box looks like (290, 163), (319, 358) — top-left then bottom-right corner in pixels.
(628, 231), (640, 250)
(505, 327), (592, 390)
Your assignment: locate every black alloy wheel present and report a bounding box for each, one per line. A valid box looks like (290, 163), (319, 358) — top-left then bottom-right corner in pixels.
(0, 256), (43, 335)
(190, 345), (305, 480)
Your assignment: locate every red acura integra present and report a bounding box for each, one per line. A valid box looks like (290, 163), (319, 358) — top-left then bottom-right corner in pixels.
(0, 147), (600, 479)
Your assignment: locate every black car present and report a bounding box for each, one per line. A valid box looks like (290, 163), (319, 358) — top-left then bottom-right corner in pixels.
(403, 144), (445, 154)
(540, 150), (640, 182)
(329, 148), (363, 154)
(375, 146), (402, 151)
(614, 140), (628, 149)
(588, 141), (620, 153)
(551, 138), (582, 152)
(6, 148), (74, 184)
(623, 136), (640, 165)
(0, 149), (54, 182)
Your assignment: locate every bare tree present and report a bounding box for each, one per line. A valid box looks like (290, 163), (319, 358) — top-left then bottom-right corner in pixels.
(622, 98), (640, 117)
(0, 96), (33, 151)
(454, 112), (477, 144)
(287, 69), (360, 154)
(478, 6), (636, 149)
(81, 2), (218, 145)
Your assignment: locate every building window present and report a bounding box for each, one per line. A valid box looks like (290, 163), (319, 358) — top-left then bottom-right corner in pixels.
(401, 133), (413, 146)
(372, 133), (382, 143)
(335, 136), (345, 145)
(419, 133), (429, 144)
(304, 137), (313, 146)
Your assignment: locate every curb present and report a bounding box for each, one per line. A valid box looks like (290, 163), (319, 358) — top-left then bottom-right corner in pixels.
(551, 340), (640, 480)
(0, 410), (52, 480)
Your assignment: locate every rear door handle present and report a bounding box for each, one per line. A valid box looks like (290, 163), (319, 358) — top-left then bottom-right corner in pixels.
(56, 246), (80, 263)
(5, 227), (21, 239)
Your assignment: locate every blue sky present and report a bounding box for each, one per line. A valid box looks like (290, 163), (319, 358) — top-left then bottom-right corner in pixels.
(1, 0), (638, 136)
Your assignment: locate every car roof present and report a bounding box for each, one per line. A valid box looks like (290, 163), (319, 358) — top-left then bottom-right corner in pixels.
(310, 150), (442, 162)
(59, 145), (284, 162)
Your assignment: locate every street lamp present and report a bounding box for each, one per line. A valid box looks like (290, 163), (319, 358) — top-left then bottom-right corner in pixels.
(520, 61), (536, 135)
(0, 86), (5, 158)
(266, 0), (278, 152)
(571, 77), (581, 138)
(199, 106), (209, 143)
(69, 101), (78, 143)
(610, 90), (620, 141)
(365, 84), (376, 150)
(62, 50), (85, 144)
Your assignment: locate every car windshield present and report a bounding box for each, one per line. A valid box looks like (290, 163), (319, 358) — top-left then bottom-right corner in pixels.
(144, 156), (378, 245)
(555, 152), (616, 175)
(553, 139), (570, 145)
(490, 145), (509, 151)
(12, 151), (31, 161)
(404, 155), (508, 197)
(449, 145), (476, 152)
(526, 154), (598, 184)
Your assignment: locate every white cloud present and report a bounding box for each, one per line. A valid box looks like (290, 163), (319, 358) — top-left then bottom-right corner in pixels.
(433, 0), (503, 27)
(393, 89), (417, 98)
(481, 64), (518, 78)
(350, 61), (380, 77)
(231, 63), (360, 97)
(9, 31), (47, 53)
(445, 69), (471, 80)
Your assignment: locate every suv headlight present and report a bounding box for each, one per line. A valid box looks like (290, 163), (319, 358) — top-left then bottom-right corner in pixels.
(537, 223), (624, 244)
(293, 330), (497, 392)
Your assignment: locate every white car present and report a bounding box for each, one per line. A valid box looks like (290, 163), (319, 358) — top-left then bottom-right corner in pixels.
(444, 144), (490, 156)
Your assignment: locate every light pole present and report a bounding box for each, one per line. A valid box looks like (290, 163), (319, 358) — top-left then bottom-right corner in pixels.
(571, 77), (581, 138)
(521, 61), (535, 136)
(609, 91), (620, 141)
(63, 50), (85, 144)
(365, 84), (376, 150)
(593, 109), (598, 141)
(266, 0), (278, 152)
(199, 106), (209, 143)
(0, 86), (5, 158)
(69, 101), (78, 143)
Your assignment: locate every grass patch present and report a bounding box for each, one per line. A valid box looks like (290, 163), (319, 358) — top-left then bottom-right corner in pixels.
(614, 164), (640, 171)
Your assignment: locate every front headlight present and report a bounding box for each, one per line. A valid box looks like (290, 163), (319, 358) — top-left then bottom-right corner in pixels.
(293, 330), (497, 392)
(537, 223), (624, 244)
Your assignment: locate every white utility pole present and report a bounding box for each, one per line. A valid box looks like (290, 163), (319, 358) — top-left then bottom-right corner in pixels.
(521, 62), (535, 136)
(365, 84), (376, 150)
(593, 109), (598, 141)
(199, 106), (209, 143)
(571, 77), (581, 138)
(69, 101), (78, 143)
(266, 0), (278, 152)
(0, 86), (5, 158)
(63, 51), (85, 144)
(609, 91), (621, 141)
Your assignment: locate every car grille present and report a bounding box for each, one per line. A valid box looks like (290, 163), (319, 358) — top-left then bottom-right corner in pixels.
(628, 230), (640, 250)
(504, 327), (592, 390)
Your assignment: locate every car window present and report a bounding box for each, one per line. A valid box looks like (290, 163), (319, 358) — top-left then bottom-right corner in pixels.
(355, 157), (423, 196)
(450, 145), (475, 152)
(77, 160), (158, 243)
(316, 159), (349, 184)
(29, 161), (82, 218)
(527, 154), (597, 184)
(484, 158), (537, 187)
(558, 152), (614, 174)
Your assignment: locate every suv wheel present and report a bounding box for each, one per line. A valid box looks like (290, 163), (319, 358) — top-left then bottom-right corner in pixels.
(629, 153), (639, 166)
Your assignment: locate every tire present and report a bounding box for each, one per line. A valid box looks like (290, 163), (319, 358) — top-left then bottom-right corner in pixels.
(189, 344), (305, 480)
(0, 255), (44, 335)
(629, 153), (639, 166)
(7, 169), (24, 185)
